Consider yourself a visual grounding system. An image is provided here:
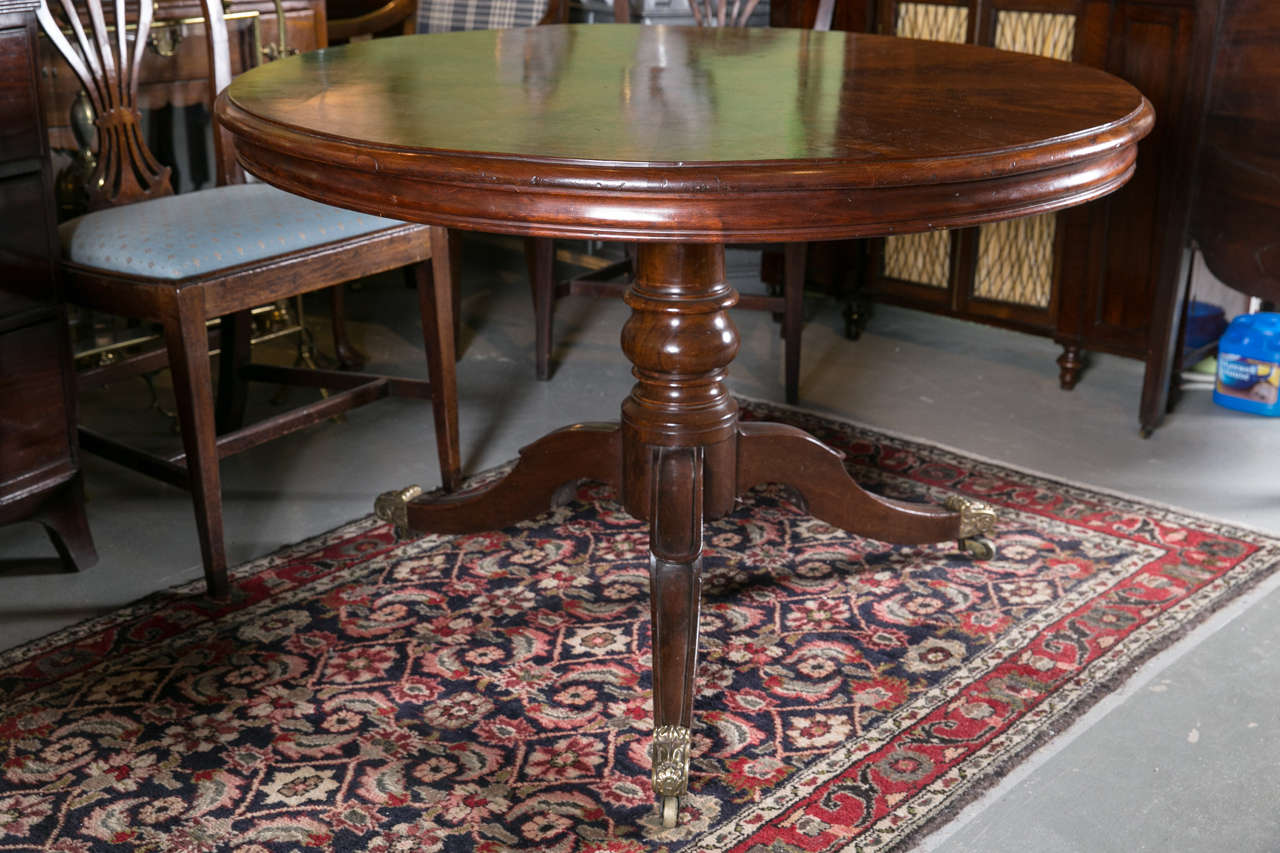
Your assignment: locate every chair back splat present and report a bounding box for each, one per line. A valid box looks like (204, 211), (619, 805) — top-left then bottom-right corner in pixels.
(37, 0), (171, 208)
(37, 0), (243, 207)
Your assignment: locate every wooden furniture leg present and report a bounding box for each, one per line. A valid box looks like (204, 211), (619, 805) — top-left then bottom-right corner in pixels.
(163, 289), (229, 599)
(34, 473), (98, 572)
(647, 445), (704, 829)
(329, 285), (368, 370)
(381, 241), (995, 825)
(1057, 343), (1085, 390)
(526, 237), (556, 381)
(216, 310), (252, 433)
(421, 228), (463, 492)
(783, 242), (806, 404)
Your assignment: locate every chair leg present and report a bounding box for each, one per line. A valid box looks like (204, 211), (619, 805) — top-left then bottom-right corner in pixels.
(526, 237), (556, 381)
(783, 242), (806, 405)
(215, 310), (252, 434)
(163, 290), (230, 599)
(329, 285), (368, 370)
(422, 227), (463, 492)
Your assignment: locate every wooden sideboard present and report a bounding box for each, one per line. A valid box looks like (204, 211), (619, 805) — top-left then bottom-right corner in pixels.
(0, 0), (97, 569)
(773, 0), (1226, 433)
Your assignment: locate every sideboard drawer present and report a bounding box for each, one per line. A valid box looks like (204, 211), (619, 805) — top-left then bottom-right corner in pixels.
(0, 170), (56, 307)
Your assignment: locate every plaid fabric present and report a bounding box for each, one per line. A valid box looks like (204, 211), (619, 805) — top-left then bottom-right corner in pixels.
(416, 0), (549, 32)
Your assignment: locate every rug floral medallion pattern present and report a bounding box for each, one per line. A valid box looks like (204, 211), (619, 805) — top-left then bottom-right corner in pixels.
(3, 402), (1279, 852)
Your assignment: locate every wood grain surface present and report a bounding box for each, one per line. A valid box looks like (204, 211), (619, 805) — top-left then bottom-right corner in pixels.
(216, 24), (1154, 242)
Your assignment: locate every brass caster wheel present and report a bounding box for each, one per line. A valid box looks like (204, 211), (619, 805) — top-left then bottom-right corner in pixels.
(373, 485), (424, 538)
(661, 796), (679, 828)
(960, 536), (996, 560)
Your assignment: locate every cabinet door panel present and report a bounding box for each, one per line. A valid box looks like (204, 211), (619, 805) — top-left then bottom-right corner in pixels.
(1084, 2), (1195, 352)
(0, 25), (41, 162)
(0, 319), (72, 485)
(0, 171), (56, 310)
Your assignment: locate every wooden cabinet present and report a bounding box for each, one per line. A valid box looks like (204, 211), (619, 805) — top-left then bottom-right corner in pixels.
(0, 0), (96, 569)
(774, 0), (1220, 425)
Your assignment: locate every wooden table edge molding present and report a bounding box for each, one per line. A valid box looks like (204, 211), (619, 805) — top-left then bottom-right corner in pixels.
(214, 24), (1153, 828)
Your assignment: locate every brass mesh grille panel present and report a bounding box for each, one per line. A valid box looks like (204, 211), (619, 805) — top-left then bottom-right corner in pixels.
(993, 10), (1077, 60)
(886, 6), (966, 289)
(974, 214), (1057, 307)
(971, 12), (1076, 308)
(883, 231), (951, 288)
(894, 2), (969, 42)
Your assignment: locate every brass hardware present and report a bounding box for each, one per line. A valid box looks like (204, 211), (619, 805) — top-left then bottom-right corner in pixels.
(943, 495), (997, 540)
(147, 24), (183, 56)
(650, 724), (691, 798)
(374, 486), (425, 537)
(54, 90), (97, 220)
(260, 0), (297, 62)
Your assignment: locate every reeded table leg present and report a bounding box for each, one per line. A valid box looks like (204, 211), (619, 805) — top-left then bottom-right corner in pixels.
(379, 241), (994, 827)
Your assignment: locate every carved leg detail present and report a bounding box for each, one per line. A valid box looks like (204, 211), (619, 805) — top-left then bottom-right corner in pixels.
(382, 423), (621, 535)
(647, 445), (704, 828)
(736, 422), (991, 548)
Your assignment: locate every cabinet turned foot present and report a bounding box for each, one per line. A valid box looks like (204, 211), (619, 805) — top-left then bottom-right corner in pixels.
(1057, 344), (1085, 389)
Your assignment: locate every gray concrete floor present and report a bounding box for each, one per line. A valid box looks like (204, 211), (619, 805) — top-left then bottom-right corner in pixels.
(3, 234), (1278, 850)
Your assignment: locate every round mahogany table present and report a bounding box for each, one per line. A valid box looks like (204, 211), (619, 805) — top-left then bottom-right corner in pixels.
(216, 23), (1152, 827)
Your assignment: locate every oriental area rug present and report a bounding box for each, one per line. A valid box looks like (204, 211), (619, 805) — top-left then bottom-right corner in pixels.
(3, 401), (1279, 852)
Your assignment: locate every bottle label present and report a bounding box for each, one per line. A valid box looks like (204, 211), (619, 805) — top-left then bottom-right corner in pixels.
(1217, 355), (1280, 406)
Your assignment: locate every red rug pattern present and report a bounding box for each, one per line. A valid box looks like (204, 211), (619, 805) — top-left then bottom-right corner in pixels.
(2, 401), (1278, 851)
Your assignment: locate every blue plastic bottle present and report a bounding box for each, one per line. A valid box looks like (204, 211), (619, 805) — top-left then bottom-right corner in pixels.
(1214, 312), (1280, 416)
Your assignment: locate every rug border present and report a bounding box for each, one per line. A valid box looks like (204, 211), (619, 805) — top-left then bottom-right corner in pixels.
(869, 542), (1280, 853)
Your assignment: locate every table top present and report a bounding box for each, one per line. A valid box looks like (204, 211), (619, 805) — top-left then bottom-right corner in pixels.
(216, 24), (1154, 242)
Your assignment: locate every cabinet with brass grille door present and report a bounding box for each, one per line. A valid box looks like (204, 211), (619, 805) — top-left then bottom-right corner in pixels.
(777, 0), (1209, 394)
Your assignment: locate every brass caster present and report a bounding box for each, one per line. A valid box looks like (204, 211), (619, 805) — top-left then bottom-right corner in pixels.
(960, 535), (996, 560)
(373, 485), (424, 538)
(661, 796), (679, 828)
(943, 494), (997, 559)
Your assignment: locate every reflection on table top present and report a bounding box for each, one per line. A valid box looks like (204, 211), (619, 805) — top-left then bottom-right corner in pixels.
(223, 24), (1148, 170)
(216, 24), (1153, 242)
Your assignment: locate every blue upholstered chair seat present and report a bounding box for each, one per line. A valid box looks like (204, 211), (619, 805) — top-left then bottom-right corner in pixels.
(60, 183), (409, 280)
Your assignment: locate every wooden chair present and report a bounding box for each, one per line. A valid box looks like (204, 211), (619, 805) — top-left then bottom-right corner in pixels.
(327, 0), (419, 44)
(414, 0), (567, 33)
(37, 0), (462, 599)
(527, 0), (834, 404)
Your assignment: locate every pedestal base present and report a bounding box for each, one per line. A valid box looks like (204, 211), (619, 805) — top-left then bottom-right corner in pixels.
(375, 242), (996, 825)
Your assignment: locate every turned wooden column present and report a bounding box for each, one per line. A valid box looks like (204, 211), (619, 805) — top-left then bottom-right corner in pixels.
(619, 243), (741, 524)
